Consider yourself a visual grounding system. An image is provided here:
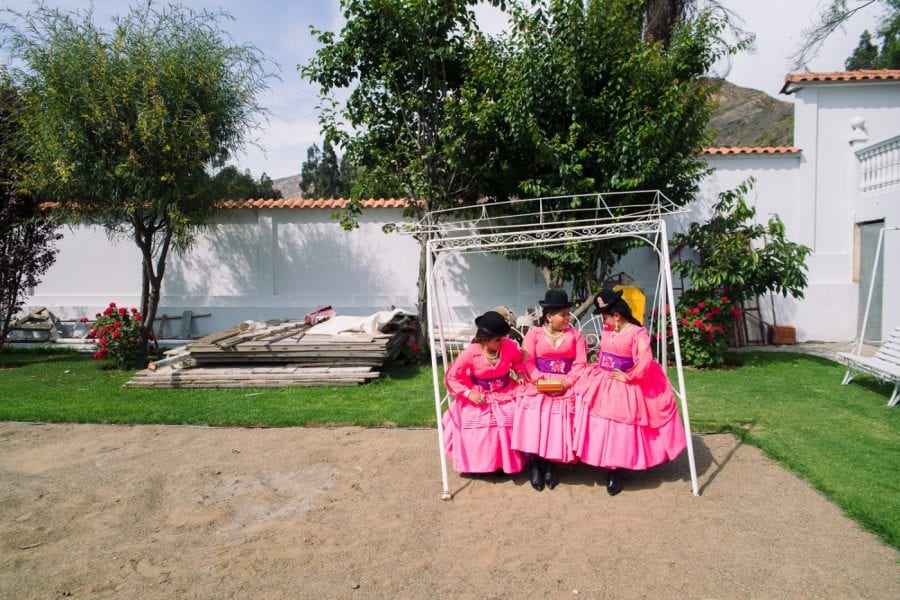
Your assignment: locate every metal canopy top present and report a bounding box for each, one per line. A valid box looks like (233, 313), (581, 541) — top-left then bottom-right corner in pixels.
(402, 190), (684, 254)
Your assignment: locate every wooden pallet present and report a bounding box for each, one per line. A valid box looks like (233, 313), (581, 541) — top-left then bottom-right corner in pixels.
(125, 365), (382, 388)
(133, 317), (412, 388)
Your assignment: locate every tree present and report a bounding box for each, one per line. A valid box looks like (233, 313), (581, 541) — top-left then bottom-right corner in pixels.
(793, 0), (899, 69)
(846, 29), (880, 68)
(484, 0), (740, 311)
(209, 166), (283, 200)
(299, 139), (351, 198)
(0, 74), (61, 351)
(671, 178), (811, 306)
(301, 0), (504, 328)
(669, 178), (811, 367)
(3, 2), (273, 364)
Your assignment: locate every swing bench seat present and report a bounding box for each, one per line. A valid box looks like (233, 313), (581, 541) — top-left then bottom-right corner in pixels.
(836, 325), (900, 406)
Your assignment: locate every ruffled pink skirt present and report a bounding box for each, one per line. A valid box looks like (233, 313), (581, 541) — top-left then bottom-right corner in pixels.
(573, 402), (686, 469)
(510, 385), (578, 464)
(442, 390), (524, 474)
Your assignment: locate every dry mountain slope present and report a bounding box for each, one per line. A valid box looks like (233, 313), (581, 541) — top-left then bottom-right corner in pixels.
(706, 79), (794, 147)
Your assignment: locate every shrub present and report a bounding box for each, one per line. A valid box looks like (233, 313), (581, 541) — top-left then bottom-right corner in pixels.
(83, 302), (143, 370)
(664, 290), (742, 368)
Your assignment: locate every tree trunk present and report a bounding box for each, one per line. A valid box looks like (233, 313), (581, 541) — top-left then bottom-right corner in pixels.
(134, 217), (173, 367)
(416, 235), (429, 349)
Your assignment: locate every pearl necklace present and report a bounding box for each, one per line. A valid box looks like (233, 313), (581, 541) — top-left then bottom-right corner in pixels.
(611, 323), (632, 339)
(543, 325), (565, 347)
(480, 346), (500, 366)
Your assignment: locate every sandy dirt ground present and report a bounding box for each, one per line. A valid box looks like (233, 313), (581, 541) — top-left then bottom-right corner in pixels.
(0, 422), (897, 599)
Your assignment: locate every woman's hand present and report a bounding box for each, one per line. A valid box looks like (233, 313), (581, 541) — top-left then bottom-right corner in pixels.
(610, 369), (628, 382)
(467, 389), (485, 404)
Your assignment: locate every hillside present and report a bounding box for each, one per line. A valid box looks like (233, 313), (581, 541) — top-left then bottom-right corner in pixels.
(271, 81), (794, 198)
(272, 173), (302, 198)
(706, 78), (794, 147)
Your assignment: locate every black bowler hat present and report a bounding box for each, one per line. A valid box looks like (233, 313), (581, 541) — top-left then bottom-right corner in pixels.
(538, 289), (571, 309)
(593, 288), (623, 314)
(475, 310), (511, 337)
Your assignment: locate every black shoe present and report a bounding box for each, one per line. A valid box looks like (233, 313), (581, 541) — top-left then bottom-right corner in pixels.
(530, 458), (545, 491)
(606, 470), (622, 496)
(544, 461), (559, 490)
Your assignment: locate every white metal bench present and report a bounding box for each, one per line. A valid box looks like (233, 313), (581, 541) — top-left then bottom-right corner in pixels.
(836, 325), (900, 406)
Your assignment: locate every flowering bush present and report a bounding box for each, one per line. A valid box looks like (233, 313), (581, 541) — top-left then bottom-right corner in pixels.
(663, 291), (742, 369)
(397, 337), (428, 365)
(83, 302), (144, 370)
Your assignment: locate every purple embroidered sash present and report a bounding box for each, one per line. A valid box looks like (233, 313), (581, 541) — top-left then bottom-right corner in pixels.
(536, 357), (573, 374)
(598, 352), (634, 372)
(472, 375), (511, 392)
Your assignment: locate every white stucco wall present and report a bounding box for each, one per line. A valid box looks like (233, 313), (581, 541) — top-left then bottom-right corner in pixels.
(25, 207), (554, 337)
(792, 81), (900, 341)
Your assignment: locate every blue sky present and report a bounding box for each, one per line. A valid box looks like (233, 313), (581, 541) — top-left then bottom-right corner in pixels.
(1, 0), (885, 181)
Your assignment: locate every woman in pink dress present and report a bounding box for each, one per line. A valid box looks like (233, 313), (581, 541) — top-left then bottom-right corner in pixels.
(512, 290), (587, 491)
(574, 289), (687, 495)
(443, 310), (526, 475)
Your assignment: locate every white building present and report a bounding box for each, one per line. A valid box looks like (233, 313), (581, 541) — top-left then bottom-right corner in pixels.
(23, 71), (900, 343)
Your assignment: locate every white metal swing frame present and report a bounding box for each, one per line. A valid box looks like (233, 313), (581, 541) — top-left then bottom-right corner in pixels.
(404, 190), (699, 499)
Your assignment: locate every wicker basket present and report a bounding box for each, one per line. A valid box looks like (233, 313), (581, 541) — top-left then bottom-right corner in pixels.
(769, 325), (796, 345)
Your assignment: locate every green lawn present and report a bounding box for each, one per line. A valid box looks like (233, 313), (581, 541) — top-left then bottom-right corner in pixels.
(1, 347), (898, 548)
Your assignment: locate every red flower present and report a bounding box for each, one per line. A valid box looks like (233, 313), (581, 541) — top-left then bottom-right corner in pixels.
(80, 317), (89, 323)
(410, 343), (421, 352)
(721, 296), (729, 304)
(109, 302), (116, 308)
(705, 333), (714, 342)
(113, 330), (122, 338)
(698, 301), (706, 309)
(99, 338), (108, 347)
(135, 314), (142, 321)
(693, 319), (703, 327)
(711, 307), (721, 315)
(103, 307), (113, 316)
(118, 308), (127, 315)
(731, 307), (742, 319)
(705, 312), (712, 320)
(93, 351), (104, 359)
(680, 318), (689, 326)
(113, 321), (122, 328)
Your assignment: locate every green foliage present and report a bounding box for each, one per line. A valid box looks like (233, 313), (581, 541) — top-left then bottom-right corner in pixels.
(299, 139), (355, 198)
(672, 178), (812, 307)
(301, 0), (503, 324)
(666, 290), (741, 368)
(797, 0), (899, 69)
(208, 166), (282, 201)
(84, 302), (144, 370)
(483, 0), (744, 297)
(874, 0), (900, 67)
(0, 73), (61, 350)
(2, 2), (274, 359)
(846, 29), (880, 68)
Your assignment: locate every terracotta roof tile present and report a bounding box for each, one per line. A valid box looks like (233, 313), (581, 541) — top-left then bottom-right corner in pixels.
(702, 146), (802, 155)
(215, 197), (411, 209)
(780, 70), (900, 94)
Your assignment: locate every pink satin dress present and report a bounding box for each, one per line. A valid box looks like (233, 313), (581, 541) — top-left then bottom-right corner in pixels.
(573, 325), (686, 469)
(511, 326), (587, 463)
(443, 337), (526, 474)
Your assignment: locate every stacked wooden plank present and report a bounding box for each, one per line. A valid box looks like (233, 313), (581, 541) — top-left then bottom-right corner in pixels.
(124, 317), (410, 389)
(125, 365), (382, 388)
